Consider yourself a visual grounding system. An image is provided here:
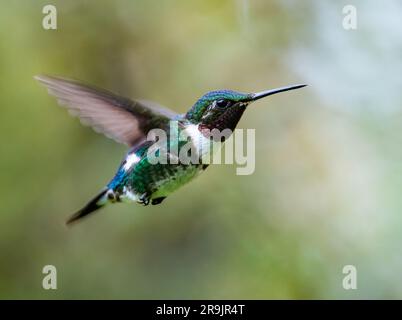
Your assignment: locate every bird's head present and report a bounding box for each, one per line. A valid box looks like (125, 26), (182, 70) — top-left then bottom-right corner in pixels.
(185, 84), (307, 132)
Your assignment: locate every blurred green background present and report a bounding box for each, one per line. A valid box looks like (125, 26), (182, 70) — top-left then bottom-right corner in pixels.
(1, 0), (402, 299)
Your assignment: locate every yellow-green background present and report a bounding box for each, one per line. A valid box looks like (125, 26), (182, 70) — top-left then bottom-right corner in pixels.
(1, 0), (402, 299)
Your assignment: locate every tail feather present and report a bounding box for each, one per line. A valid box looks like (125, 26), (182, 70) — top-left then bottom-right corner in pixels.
(66, 189), (109, 226)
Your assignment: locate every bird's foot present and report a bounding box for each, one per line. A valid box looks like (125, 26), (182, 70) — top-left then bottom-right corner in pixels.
(137, 193), (150, 206)
(151, 197), (166, 205)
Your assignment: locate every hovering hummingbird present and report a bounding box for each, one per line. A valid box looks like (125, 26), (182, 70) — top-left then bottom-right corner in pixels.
(35, 75), (306, 225)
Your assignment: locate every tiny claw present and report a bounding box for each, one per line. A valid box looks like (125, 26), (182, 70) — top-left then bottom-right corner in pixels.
(151, 197), (166, 205)
(138, 193), (150, 206)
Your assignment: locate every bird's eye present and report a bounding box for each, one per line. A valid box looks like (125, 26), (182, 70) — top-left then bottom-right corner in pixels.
(216, 100), (228, 108)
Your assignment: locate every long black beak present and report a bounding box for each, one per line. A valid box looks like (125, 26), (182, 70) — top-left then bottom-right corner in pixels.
(250, 84), (307, 101)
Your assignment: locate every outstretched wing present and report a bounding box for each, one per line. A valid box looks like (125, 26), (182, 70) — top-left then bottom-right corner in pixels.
(35, 75), (177, 147)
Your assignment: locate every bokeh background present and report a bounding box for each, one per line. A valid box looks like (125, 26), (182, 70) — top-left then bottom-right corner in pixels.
(1, 0), (402, 299)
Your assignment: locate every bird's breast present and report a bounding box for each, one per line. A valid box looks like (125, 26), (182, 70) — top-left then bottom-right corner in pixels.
(181, 124), (222, 161)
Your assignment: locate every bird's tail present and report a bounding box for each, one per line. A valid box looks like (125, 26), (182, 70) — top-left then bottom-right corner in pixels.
(66, 189), (109, 226)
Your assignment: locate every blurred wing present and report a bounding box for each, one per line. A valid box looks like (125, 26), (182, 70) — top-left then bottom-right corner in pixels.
(35, 75), (177, 147)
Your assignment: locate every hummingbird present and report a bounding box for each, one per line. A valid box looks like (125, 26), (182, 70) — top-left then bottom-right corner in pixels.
(35, 75), (306, 225)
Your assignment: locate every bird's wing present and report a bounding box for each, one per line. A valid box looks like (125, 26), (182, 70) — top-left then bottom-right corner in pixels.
(35, 75), (177, 147)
